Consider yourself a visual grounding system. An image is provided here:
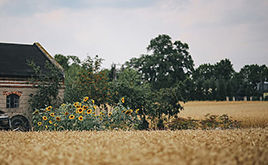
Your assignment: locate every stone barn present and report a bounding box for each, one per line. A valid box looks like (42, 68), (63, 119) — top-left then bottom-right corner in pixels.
(0, 42), (64, 131)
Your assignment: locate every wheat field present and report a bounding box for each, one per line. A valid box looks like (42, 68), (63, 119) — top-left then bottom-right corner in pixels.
(180, 101), (268, 128)
(0, 129), (267, 165)
(0, 101), (268, 165)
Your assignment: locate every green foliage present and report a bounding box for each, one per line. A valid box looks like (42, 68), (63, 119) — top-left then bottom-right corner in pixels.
(32, 97), (141, 131)
(168, 114), (241, 130)
(200, 114), (241, 129)
(77, 55), (112, 107)
(126, 34), (194, 90)
(27, 60), (63, 110)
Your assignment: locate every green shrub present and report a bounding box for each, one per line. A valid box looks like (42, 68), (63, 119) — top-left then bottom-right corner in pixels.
(166, 114), (241, 130)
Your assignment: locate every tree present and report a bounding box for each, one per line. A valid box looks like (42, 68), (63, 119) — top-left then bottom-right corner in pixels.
(54, 54), (70, 70)
(77, 55), (112, 107)
(214, 59), (235, 80)
(236, 64), (268, 96)
(54, 54), (83, 103)
(28, 60), (63, 110)
(126, 34), (194, 90)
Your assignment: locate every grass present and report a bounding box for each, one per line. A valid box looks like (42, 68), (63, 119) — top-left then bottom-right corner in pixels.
(0, 101), (267, 165)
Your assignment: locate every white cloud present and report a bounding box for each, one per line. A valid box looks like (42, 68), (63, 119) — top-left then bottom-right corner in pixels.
(0, 0), (267, 71)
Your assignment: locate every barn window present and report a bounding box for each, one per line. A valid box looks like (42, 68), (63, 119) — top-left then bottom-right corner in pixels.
(6, 94), (20, 108)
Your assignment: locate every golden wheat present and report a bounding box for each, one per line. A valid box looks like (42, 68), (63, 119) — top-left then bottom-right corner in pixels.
(180, 101), (268, 128)
(0, 129), (267, 165)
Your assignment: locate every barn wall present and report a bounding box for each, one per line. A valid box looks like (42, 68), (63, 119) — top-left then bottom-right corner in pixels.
(0, 78), (65, 122)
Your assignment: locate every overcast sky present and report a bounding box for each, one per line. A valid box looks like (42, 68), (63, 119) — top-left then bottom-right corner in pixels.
(1, 0), (268, 71)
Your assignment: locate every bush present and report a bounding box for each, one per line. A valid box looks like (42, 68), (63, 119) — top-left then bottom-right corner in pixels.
(166, 114), (241, 130)
(32, 97), (141, 131)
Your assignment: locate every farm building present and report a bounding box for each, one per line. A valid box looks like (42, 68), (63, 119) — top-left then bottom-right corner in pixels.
(0, 42), (64, 130)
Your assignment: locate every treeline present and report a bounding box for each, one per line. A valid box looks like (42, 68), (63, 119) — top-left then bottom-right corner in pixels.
(55, 34), (268, 104)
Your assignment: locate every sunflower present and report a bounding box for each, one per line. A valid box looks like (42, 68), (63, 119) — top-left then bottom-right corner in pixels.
(64, 112), (69, 116)
(50, 113), (55, 117)
(135, 109), (140, 114)
(61, 103), (66, 107)
(54, 123), (58, 127)
(69, 115), (75, 120)
(38, 122), (42, 126)
(74, 102), (81, 108)
(83, 105), (88, 110)
(94, 106), (96, 110)
(73, 102), (79, 107)
(34, 110), (39, 114)
(83, 97), (89, 102)
(55, 116), (61, 121)
(77, 108), (83, 113)
(92, 112), (96, 115)
(49, 120), (53, 124)
(42, 116), (48, 120)
(100, 112), (104, 116)
(121, 97), (125, 103)
(87, 109), (92, 114)
(45, 125), (48, 129)
(125, 110), (132, 115)
(46, 106), (52, 111)
(108, 112), (112, 117)
(78, 116), (83, 121)
(92, 99), (95, 104)
(77, 104), (82, 108)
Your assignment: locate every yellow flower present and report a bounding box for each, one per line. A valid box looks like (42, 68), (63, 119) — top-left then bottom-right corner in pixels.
(83, 105), (88, 110)
(74, 102), (79, 107)
(38, 122), (42, 126)
(46, 106), (52, 111)
(125, 110), (131, 115)
(77, 108), (83, 114)
(42, 116), (48, 120)
(61, 103), (66, 107)
(34, 110), (39, 114)
(130, 109), (133, 113)
(55, 116), (61, 121)
(121, 97), (125, 103)
(108, 112), (112, 117)
(83, 97), (89, 102)
(50, 113), (55, 117)
(100, 112), (104, 116)
(54, 123), (58, 127)
(69, 115), (75, 120)
(64, 112), (69, 116)
(49, 120), (53, 124)
(74, 102), (81, 108)
(94, 106), (96, 110)
(135, 109), (140, 114)
(45, 125), (48, 129)
(78, 116), (83, 121)
(92, 99), (95, 104)
(87, 109), (92, 114)
(92, 112), (96, 115)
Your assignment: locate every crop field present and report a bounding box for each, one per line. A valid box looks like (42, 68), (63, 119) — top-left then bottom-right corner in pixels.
(180, 101), (268, 128)
(0, 101), (268, 165)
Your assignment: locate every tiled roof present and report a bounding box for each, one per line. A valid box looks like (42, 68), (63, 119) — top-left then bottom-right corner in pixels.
(0, 42), (64, 78)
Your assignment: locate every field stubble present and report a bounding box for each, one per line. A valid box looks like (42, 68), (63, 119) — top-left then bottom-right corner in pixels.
(0, 128), (268, 165)
(1, 101), (268, 165)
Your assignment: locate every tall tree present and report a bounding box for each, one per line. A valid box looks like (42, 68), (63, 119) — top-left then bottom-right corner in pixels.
(126, 34), (194, 90)
(28, 61), (63, 110)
